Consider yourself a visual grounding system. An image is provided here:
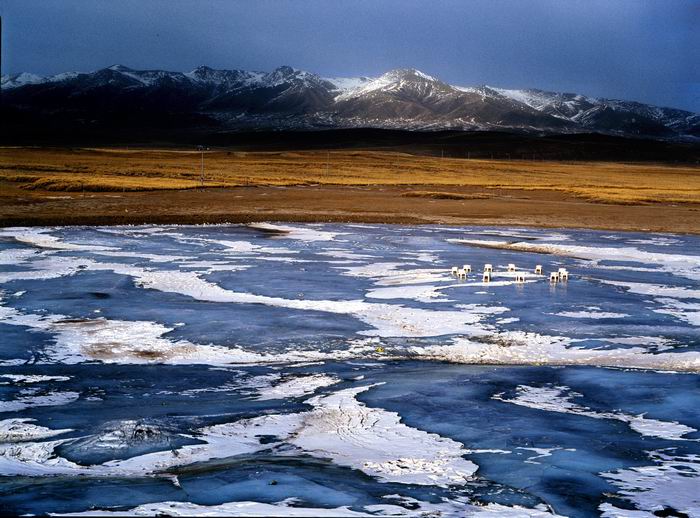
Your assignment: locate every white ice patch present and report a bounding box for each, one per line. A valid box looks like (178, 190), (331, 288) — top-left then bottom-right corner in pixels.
(317, 249), (376, 261)
(52, 500), (375, 517)
(0, 255), (86, 283)
(0, 374), (71, 384)
(493, 385), (697, 441)
(411, 330), (700, 372)
(215, 239), (296, 254)
(552, 310), (629, 319)
(0, 390), (80, 413)
(250, 223), (345, 242)
(290, 385), (478, 486)
(599, 280), (700, 299)
(596, 280), (700, 326)
(517, 447), (576, 465)
(600, 451), (700, 517)
(176, 260), (251, 273)
(0, 302), (383, 366)
(602, 336), (678, 352)
(0, 418), (72, 442)
(52, 497), (563, 517)
(88, 250), (193, 263)
(255, 374), (340, 400)
(0, 228), (117, 252)
(0, 248), (39, 265)
(365, 284), (449, 303)
(626, 236), (681, 246)
(653, 298), (700, 327)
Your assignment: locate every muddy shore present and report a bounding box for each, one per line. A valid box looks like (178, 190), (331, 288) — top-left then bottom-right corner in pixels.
(2, 183), (699, 233)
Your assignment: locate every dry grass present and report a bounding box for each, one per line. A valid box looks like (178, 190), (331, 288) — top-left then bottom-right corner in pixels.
(19, 176), (222, 192)
(0, 147), (698, 204)
(401, 190), (491, 200)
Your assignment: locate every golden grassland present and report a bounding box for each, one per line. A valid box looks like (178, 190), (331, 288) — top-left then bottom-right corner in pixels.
(1, 147), (699, 205)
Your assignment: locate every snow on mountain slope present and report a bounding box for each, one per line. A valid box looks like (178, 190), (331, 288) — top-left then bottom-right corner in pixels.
(3, 64), (697, 138)
(1, 73), (45, 89)
(324, 76), (373, 94)
(334, 69), (449, 101)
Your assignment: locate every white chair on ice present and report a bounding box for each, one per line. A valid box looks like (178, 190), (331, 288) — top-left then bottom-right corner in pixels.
(451, 266), (459, 275)
(483, 271), (491, 282)
(507, 263), (516, 272)
(515, 272), (526, 283)
(484, 263), (493, 273)
(549, 272), (559, 282)
(457, 268), (467, 279)
(535, 265), (543, 275)
(463, 264), (472, 273)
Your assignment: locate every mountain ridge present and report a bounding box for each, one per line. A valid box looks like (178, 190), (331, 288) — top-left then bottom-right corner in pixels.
(2, 65), (698, 140)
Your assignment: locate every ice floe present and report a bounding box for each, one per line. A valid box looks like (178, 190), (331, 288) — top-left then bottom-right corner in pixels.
(0, 418), (72, 442)
(600, 451), (700, 517)
(290, 385), (478, 486)
(255, 374), (340, 400)
(493, 385), (697, 441)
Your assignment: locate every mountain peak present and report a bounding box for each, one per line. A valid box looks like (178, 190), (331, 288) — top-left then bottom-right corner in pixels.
(382, 68), (437, 82)
(107, 64), (133, 72)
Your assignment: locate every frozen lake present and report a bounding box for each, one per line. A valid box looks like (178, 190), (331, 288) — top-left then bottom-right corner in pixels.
(0, 223), (699, 517)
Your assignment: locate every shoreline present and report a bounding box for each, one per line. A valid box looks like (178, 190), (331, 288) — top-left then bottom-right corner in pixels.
(2, 213), (699, 236)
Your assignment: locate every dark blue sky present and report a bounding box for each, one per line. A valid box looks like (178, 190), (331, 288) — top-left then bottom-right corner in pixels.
(2, 0), (698, 111)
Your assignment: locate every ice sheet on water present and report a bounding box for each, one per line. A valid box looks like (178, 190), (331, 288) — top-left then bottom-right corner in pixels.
(1, 224), (700, 515)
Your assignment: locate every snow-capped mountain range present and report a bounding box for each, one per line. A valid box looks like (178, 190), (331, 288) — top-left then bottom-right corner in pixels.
(3, 65), (698, 139)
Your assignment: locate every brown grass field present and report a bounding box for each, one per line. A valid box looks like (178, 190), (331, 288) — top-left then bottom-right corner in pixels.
(1, 147), (699, 232)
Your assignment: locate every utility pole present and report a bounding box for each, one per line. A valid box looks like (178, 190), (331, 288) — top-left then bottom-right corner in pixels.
(197, 145), (206, 187)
